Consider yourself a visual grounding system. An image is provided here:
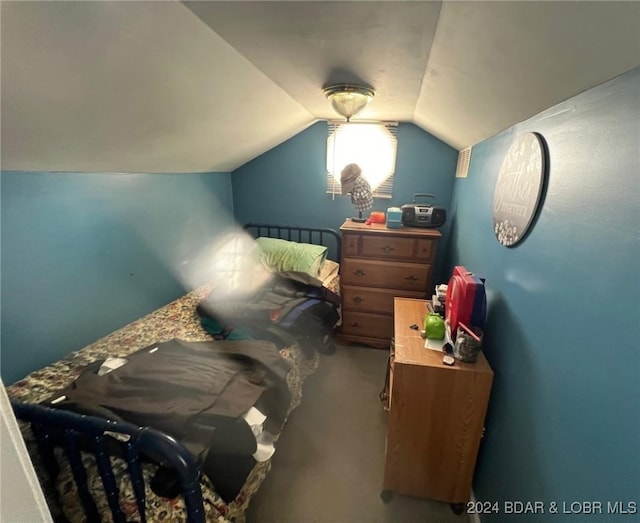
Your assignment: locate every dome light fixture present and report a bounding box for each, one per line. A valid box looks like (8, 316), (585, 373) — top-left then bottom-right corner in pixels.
(323, 83), (375, 122)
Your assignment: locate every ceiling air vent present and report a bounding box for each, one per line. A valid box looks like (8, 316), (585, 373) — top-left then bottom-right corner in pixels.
(455, 147), (472, 178)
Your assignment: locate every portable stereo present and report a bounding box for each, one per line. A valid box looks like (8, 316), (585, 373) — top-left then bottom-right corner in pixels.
(401, 193), (446, 228)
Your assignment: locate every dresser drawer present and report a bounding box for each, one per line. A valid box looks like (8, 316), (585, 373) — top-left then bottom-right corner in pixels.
(343, 233), (436, 262)
(342, 285), (425, 314)
(341, 310), (393, 340)
(341, 257), (431, 292)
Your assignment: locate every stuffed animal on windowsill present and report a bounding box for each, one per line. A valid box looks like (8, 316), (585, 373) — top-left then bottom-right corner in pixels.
(341, 163), (373, 223)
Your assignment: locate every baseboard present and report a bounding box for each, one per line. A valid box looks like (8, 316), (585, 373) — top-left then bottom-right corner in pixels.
(469, 490), (482, 523)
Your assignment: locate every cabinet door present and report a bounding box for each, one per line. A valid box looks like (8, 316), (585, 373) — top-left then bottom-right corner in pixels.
(384, 360), (493, 503)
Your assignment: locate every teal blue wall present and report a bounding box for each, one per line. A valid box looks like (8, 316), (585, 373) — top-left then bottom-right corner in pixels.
(446, 68), (639, 520)
(232, 121), (458, 277)
(1, 171), (234, 384)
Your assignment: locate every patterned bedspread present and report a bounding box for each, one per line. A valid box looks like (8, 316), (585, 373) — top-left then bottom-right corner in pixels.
(6, 275), (339, 522)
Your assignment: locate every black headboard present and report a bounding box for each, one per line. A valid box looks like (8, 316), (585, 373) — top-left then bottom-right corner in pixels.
(243, 223), (341, 262)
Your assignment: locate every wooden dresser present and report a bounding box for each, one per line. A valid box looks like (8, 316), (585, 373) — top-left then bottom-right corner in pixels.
(338, 220), (441, 348)
(382, 297), (493, 510)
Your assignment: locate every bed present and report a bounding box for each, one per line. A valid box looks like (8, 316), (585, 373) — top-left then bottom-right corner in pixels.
(7, 223), (341, 523)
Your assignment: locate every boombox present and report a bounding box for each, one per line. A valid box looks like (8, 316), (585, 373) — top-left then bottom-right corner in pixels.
(401, 193), (446, 228)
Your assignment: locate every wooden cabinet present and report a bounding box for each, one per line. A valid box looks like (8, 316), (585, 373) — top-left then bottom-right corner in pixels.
(339, 220), (441, 348)
(383, 298), (493, 505)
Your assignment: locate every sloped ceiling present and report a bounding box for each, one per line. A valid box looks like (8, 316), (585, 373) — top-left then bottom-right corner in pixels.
(2, 1), (639, 173)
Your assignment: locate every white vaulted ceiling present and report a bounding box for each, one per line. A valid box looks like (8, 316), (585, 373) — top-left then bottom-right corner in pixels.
(2, 1), (639, 173)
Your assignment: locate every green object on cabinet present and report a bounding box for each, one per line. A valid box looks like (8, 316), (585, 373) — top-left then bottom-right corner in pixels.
(424, 312), (445, 340)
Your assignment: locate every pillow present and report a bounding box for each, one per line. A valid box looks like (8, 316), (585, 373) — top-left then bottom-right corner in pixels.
(256, 237), (328, 276)
(318, 259), (340, 284)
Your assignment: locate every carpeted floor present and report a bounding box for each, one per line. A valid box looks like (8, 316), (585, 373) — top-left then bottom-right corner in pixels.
(245, 344), (471, 523)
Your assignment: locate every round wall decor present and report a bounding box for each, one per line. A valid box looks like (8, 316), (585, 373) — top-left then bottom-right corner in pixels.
(492, 132), (547, 247)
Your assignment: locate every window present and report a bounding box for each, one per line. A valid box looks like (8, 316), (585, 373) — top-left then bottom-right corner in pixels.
(326, 122), (398, 199)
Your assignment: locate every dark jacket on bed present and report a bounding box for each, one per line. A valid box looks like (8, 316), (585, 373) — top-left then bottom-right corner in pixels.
(44, 338), (292, 461)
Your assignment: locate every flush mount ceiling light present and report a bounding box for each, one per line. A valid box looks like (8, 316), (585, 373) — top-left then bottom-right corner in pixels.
(323, 83), (375, 122)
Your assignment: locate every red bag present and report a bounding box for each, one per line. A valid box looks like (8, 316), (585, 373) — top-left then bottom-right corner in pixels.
(445, 266), (486, 340)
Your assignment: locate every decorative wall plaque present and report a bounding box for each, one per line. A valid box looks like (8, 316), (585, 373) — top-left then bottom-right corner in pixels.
(492, 132), (547, 246)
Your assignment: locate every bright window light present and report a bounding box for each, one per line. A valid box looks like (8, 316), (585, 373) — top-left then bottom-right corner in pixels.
(326, 122), (397, 198)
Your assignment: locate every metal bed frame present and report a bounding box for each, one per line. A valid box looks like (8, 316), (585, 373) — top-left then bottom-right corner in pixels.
(12, 401), (205, 523)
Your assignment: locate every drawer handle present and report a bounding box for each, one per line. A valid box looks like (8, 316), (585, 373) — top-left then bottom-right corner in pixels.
(382, 245), (394, 253)
(352, 296), (363, 303)
(350, 321), (361, 329)
(353, 269), (366, 277)
(405, 275), (418, 281)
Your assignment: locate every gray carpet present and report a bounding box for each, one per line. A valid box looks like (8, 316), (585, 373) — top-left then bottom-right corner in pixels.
(245, 345), (470, 523)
